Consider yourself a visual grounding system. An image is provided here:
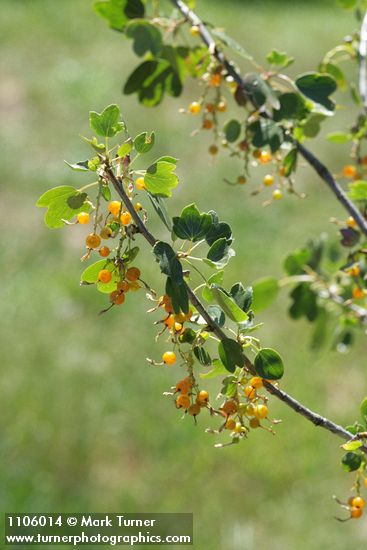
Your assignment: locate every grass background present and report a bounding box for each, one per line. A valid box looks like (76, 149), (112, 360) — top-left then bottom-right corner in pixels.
(1, 0), (367, 548)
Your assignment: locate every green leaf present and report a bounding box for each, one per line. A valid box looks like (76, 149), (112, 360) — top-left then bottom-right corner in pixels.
(300, 113), (326, 138)
(283, 248), (311, 275)
(254, 348), (284, 380)
(230, 283), (253, 313)
(341, 440), (363, 451)
(134, 131), (155, 154)
(125, 20), (162, 57)
(273, 93), (309, 122)
(211, 29), (255, 62)
(337, 0), (358, 8)
(242, 72), (280, 110)
(210, 285), (249, 323)
(89, 104), (124, 138)
(282, 148), (298, 177)
(81, 259), (118, 294)
(200, 359), (228, 380)
(101, 185), (111, 202)
(153, 241), (183, 284)
(193, 346), (212, 366)
(361, 397), (367, 421)
(94, 0), (144, 31)
(327, 131), (351, 144)
(81, 135), (106, 152)
(221, 375), (238, 398)
(202, 271), (225, 302)
(204, 247), (235, 270)
(179, 327), (196, 344)
(322, 62), (347, 91)
(248, 119), (283, 153)
(118, 139), (133, 157)
(205, 212), (232, 246)
(341, 452), (362, 472)
(64, 160), (89, 172)
(289, 283), (318, 322)
(36, 186), (91, 228)
(144, 158), (178, 197)
(266, 49), (294, 68)
(165, 277), (189, 314)
(148, 193), (172, 231)
(207, 238), (230, 263)
(224, 119), (241, 143)
(295, 72), (336, 111)
(207, 305), (225, 327)
(252, 277), (279, 313)
(347, 180), (367, 201)
(218, 338), (244, 373)
(172, 203), (212, 242)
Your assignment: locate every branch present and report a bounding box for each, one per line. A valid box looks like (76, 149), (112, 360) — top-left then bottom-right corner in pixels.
(103, 162), (367, 455)
(359, 10), (367, 112)
(170, 0), (367, 238)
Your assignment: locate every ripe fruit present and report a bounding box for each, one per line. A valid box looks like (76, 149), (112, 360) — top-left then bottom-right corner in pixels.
(110, 290), (125, 305)
(188, 403), (201, 416)
(225, 418), (236, 430)
(217, 100), (227, 112)
(352, 287), (365, 299)
(176, 394), (191, 410)
(174, 322), (183, 332)
(98, 269), (112, 283)
(259, 150), (272, 164)
(351, 496), (365, 509)
(99, 246), (110, 258)
(245, 404), (256, 417)
(86, 233), (101, 249)
(162, 351), (176, 365)
(202, 118), (213, 130)
(117, 280), (129, 292)
(188, 101), (201, 115)
(252, 149), (262, 159)
(77, 211), (89, 224)
(249, 377), (263, 389)
(343, 165), (357, 178)
(237, 175), (247, 185)
(209, 73), (221, 87)
(126, 267), (140, 281)
(205, 103), (216, 113)
(134, 202), (143, 212)
(176, 377), (191, 394)
(221, 401), (237, 415)
(164, 315), (175, 329)
(254, 404), (268, 419)
(349, 264), (361, 277)
(347, 216), (357, 228)
(244, 386), (256, 400)
(263, 174), (274, 187)
(209, 144), (218, 155)
(272, 189), (283, 200)
(108, 201), (121, 216)
(364, 478), (367, 489)
(249, 418), (260, 429)
(189, 25), (200, 37)
(135, 177), (146, 190)
(196, 390), (209, 406)
(100, 226), (112, 239)
(351, 506), (363, 519)
(120, 211), (132, 226)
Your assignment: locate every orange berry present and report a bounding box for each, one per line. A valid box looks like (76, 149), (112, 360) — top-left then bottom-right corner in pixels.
(188, 403), (201, 416)
(209, 144), (218, 155)
(259, 150), (272, 164)
(120, 211), (132, 226)
(352, 287), (365, 299)
(362, 155), (367, 165)
(263, 174), (274, 187)
(188, 101), (201, 115)
(85, 233), (101, 249)
(225, 418), (236, 430)
(352, 496), (365, 509)
(135, 177), (146, 190)
(164, 315), (175, 329)
(252, 149), (262, 159)
(221, 401), (237, 416)
(174, 312), (186, 323)
(110, 290), (125, 305)
(100, 226), (112, 239)
(176, 377), (192, 394)
(77, 211), (89, 224)
(217, 100), (227, 112)
(351, 506), (363, 519)
(209, 73), (221, 87)
(254, 404), (268, 420)
(244, 386), (256, 400)
(98, 269), (112, 284)
(196, 390), (209, 406)
(202, 118), (213, 130)
(176, 394), (191, 410)
(162, 351), (176, 365)
(108, 201), (121, 216)
(205, 102), (216, 113)
(126, 267), (140, 281)
(249, 376), (263, 389)
(117, 280), (129, 292)
(342, 165), (357, 178)
(347, 216), (357, 228)
(249, 417), (260, 429)
(278, 166), (286, 177)
(350, 265), (361, 277)
(237, 175), (247, 185)
(99, 246), (110, 258)
(272, 189), (283, 200)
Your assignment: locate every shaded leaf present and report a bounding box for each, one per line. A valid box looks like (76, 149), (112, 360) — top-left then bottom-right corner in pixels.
(254, 348), (284, 380)
(218, 338), (244, 373)
(153, 241), (183, 284)
(210, 285), (249, 323)
(173, 203), (212, 241)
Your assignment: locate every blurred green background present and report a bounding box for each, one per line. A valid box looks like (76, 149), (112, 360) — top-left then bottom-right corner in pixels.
(1, 1), (367, 548)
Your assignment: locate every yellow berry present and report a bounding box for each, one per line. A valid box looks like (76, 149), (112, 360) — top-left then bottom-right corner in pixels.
(196, 390), (209, 406)
(77, 211), (89, 225)
(163, 351), (176, 365)
(343, 165), (357, 178)
(225, 418), (236, 430)
(108, 201), (121, 216)
(99, 246), (110, 258)
(259, 150), (272, 164)
(188, 403), (201, 416)
(134, 202), (143, 212)
(135, 177), (146, 190)
(189, 25), (200, 37)
(249, 376), (263, 389)
(272, 189), (283, 200)
(188, 101), (201, 115)
(98, 269), (112, 284)
(244, 386), (256, 400)
(120, 211), (132, 226)
(347, 216), (357, 228)
(217, 100), (227, 113)
(209, 144), (218, 155)
(352, 496), (365, 509)
(254, 404), (268, 420)
(100, 226), (112, 239)
(263, 174), (274, 187)
(85, 233), (101, 249)
(245, 404), (256, 417)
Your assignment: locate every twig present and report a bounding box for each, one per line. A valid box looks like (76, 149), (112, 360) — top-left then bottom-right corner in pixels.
(103, 160), (367, 455)
(169, 0), (367, 238)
